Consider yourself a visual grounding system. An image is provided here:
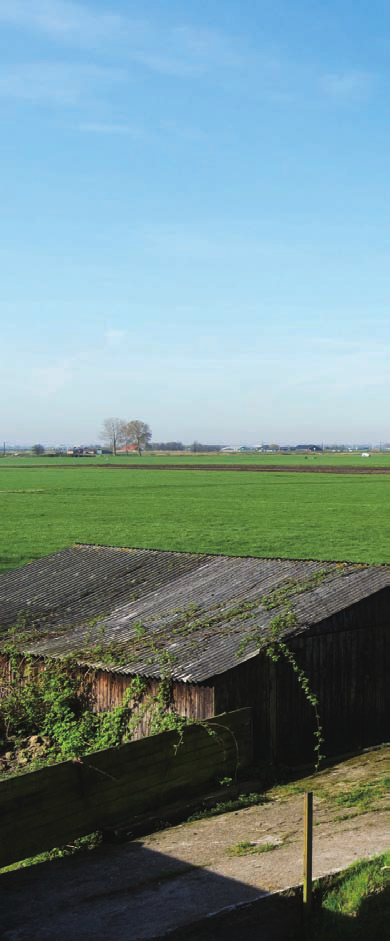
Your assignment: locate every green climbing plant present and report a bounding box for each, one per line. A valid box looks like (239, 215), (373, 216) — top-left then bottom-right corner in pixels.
(0, 638), (192, 768)
(235, 573), (327, 771)
(265, 631), (324, 772)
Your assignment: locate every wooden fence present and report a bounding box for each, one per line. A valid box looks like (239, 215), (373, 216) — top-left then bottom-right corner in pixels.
(0, 708), (252, 868)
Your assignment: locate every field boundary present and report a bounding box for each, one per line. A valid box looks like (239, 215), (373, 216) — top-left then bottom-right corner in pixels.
(3, 462), (389, 474)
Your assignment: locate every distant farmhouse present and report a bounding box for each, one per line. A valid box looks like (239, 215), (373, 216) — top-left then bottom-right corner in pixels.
(0, 546), (388, 763)
(116, 443), (139, 454)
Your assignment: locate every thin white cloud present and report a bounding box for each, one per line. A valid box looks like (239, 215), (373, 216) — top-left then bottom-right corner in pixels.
(0, 0), (376, 113)
(23, 353), (87, 397)
(173, 24), (241, 67)
(27, 331), (132, 396)
(0, 0), (244, 76)
(141, 224), (265, 263)
(79, 122), (145, 137)
(283, 339), (390, 397)
(128, 51), (203, 78)
(80, 118), (206, 142)
(0, 0), (125, 45)
(307, 337), (390, 356)
(0, 62), (124, 106)
(320, 69), (373, 102)
(129, 23), (242, 77)
(104, 329), (127, 349)
(158, 119), (206, 142)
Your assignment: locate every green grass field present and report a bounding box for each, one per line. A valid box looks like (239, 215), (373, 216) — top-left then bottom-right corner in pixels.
(2, 456), (390, 573)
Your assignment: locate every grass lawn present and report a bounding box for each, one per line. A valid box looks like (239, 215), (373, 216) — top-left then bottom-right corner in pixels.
(1, 461), (390, 573)
(306, 851), (390, 940)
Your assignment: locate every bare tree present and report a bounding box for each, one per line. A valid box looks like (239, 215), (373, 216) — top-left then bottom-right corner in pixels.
(123, 419), (152, 456)
(32, 443), (45, 456)
(100, 418), (124, 455)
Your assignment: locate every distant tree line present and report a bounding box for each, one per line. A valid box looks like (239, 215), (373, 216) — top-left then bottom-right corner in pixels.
(147, 441), (185, 451)
(147, 442), (222, 452)
(190, 442), (222, 452)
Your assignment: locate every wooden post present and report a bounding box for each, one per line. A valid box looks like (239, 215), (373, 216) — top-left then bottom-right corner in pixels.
(303, 791), (313, 912)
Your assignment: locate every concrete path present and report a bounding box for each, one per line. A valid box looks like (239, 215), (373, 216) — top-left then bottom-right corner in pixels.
(1, 748), (389, 940)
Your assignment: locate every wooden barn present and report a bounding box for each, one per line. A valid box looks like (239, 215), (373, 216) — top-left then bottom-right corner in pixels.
(0, 545), (389, 763)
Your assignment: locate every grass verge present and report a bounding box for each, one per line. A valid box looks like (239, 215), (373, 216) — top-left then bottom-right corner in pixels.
(303, 851), (390, 939)
(0, 832), (102, 873)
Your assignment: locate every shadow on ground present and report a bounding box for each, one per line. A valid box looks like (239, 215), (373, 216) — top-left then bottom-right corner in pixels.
(0, 839), (294, 941)
(1, 841), (388, 941)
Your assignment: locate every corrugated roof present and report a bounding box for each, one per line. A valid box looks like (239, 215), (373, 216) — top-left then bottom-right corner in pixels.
(0, 545), (389, 683)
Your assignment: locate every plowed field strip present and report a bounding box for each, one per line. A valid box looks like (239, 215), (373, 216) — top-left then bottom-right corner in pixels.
(8, 463), (390, 474)
(101, 463), (390, 474)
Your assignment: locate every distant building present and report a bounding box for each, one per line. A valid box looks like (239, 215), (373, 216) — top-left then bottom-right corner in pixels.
(294, 444), (323, 453)
(66, 447), (97, 457)
(116, 443), (139, 454)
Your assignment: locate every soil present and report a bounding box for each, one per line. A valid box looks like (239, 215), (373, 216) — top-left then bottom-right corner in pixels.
(0, 735), (55, 775)
(20, 462), (390, 473)
(1, 747), (389, 941)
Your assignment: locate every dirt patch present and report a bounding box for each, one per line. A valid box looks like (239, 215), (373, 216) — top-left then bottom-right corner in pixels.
(91, 462), (390, 474)
(0, 734), (54, 775)
(14, 462), (390, 474)
(99, 463), (390, 474)
(1, 748), (389, 940)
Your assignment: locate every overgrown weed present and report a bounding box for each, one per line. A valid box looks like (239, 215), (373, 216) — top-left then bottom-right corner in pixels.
(0, 832), (102, 873)
(186, 792), (268, 822)
(225, 839), (279, 857)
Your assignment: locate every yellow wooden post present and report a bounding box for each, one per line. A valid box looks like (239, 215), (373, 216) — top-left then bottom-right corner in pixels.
(303, 791), (313, 912)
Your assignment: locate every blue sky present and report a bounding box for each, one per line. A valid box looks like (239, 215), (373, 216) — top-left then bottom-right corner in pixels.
(1, 0), (390, 446)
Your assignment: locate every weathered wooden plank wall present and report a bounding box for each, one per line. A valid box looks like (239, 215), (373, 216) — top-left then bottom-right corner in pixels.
(0, 708), (252, 869)
(272, 622), (390, 762)
(213, 655), (270, 758)
(91, 673), (215, 738)
(211, 615), (389, 764)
